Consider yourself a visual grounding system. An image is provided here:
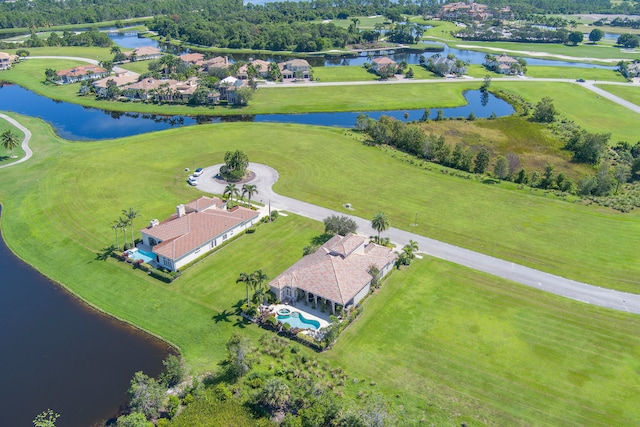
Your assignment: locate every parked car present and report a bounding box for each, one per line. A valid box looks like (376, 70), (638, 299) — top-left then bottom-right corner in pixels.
(193, 167), (204, 177)
(188, 176), (198, 186)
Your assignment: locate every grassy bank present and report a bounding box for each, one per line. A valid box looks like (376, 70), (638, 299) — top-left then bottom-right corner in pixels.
(0, 117), (25, 165)
(525, 65), (626, 81)
(1, 115), (639, 425)
(328, 257), (640, 426)
(596, 83), (640, 106)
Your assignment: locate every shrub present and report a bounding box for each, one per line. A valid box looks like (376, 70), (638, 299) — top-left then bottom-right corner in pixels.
(149, 268), (175, 283)
(246, 226), (256, 234)
(166, 395), (180, 419)
(283, 323), (291, 332)
(270, 210), (279, 221)
(182, 393), (195, 406)
(265, 315), (277, 327)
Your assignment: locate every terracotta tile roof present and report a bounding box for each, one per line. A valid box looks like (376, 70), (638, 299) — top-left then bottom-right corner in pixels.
(373, 57), (397, 66)
(202, 56), (230, 69)
(0, 52), (10, 60)
(130, 46), (161, 57)
(496, 54), (518, 64)
(185, 195), (224, 212)
(270, 234), (397, 305)
(92, 72), (138, 88)
(180, 53), (204, 64)
(143, 198), (258, 261)
(124, 78), (178, 91)
(57, 65), (106, 77)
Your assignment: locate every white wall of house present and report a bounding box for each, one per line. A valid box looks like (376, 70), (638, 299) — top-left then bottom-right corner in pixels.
(351, 282), (371, 306)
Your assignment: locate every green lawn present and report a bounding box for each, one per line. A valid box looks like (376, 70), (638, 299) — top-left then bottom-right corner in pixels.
(313, 65), (379, 82)
(0, 118), (25, 165)
(493, 80), (640, 143)
(595, 83), (640, 107)
(117, 59), (152, 74)
(525, 65), (627, 81)
(450, 40), (640, 63)
(0, 17), (151, 36)
(1, 115), (639, 424)
(328, 257), (640, 426)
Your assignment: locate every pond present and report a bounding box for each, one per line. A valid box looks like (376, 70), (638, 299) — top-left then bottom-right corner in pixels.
(0, 209), (170, 427)
(110, 32), (616, 69)
(0, 84), (514, 140)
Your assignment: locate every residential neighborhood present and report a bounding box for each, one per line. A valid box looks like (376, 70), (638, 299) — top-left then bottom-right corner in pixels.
(0, 51), (18, 70)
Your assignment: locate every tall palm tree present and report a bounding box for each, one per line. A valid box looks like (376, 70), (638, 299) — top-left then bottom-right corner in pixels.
(1, 130), (19, 158)
(224, 183), (239, 203)
(123, 207), (140, 248)
(253, 269), (269, 290)
(241, 184), (258, 208)
(371, 212), (389, 243)
(236, 272), (252, 307)
(403, 239), (419, 261)
(110, 45), (121, 55)
(118, 216), (128, 250)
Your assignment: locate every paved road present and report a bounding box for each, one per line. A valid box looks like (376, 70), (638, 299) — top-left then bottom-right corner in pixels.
(0, 113), (32, 169)
(197, 163), (640, 315)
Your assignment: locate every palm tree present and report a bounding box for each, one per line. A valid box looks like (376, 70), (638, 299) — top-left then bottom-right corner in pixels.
(241, 184), (258, 208)
(253, 269), (269, 289)
(122, 207), (140, 248)
(1, 130), (19, 158)
(118, 216), (128, 250)
(236, 272), (252, 307)
(371, 212), (389, 243)
(224, 183), (239, 203)
(110, 45), (121, 55)
(111, 220), (120, 249)
(402, 239), (419, 261)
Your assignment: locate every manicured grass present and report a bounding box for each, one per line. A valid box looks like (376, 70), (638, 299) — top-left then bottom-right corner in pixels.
(0, 117), (638, 294)
(0, 117), (25, 165)
(328, 257), (640, 426)
(117, 60), (152, 75)
(7, 46), (115, 61)
(450, 40), (640, 63)
(314, 15), (388, 30)
(0, 17), (151, 36)
(595, 83), (640, 107)
(313, 66), (379, 82)
(493, 80), (640, 143)
(525, 65), (627, 81)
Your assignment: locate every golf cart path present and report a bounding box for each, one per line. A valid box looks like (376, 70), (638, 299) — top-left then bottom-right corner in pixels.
(0, 113), (33, 169)
(198, 162), (640, 315)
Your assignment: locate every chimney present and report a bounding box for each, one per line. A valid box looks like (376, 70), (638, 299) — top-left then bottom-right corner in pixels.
(149, 219), (159, 228)
(177, 204), (186, 218)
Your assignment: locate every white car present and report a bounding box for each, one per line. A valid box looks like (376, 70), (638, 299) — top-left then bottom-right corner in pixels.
(193, 167), (204, 177)
(188, 176), (198, 186)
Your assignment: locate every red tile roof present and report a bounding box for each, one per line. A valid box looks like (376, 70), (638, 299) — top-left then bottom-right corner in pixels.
(143, 196), (257, 261)
(56, 65), (106, 77)
(270, 234), (397, 305)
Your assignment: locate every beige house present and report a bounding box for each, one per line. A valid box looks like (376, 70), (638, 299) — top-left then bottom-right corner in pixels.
(141, 196), (260, 271)
(92, 71), (139, 96)
(371, 56), (397, 75)
(56, 65), (108, 84)
(201, 56), (231, 72)
(126, 46), (162, 61)
(269, 234), (397, 314)
(180, 52), (204, 66)
(237, 59), (270, 79)
(0, 51), (17, 70)
(121, 77), (200, 101)
(279, 59), (311, 79)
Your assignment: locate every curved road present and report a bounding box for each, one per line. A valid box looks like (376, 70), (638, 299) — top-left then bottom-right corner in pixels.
(0, 113), (32, 169)
(198, 163), (640, 315)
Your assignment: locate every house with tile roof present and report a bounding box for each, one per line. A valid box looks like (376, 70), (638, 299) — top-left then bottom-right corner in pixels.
(92, 71), (139, 97)
(0, 51), (18, 70)
(484, 54), (523, 75)
(126, 46), (163, 61)
(237, 59), (271, 79)
(201, 56), (231, 72)
(279, 59), (311, 80)
(371, 56), (397, 75)
(269, 234), (397, 314)
(180, 52), (205, 66)
(141, 196), (260, 271)
(55, 65), (109, 84)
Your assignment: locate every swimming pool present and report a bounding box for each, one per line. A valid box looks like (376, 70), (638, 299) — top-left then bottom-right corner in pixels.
(127, 249), (156, 264)
(277, 311), (321, 330)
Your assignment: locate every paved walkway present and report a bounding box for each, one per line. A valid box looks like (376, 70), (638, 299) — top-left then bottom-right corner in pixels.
(0, 113), (32, 169)
(197, 163), (640, 315)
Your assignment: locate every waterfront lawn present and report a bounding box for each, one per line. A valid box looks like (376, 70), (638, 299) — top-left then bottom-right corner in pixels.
(1, 117), (638, 292)
(595, 83), (640, 106)
(449, 40), (638, 63)
(493, 80), (640, 143)
(117, 59), (153, 75)
(8, 46), (115, 61)
(0, 117), (25, 164)
(525, 65), (627, 82)
(329, 257), (640, 425)
(313, 65), (378, 82)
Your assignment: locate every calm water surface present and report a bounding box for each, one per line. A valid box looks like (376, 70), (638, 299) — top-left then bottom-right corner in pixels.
(0, 210), (170, 426)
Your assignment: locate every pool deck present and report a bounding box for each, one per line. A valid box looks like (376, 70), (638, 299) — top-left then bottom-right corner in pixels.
(269, 303), (330, 329)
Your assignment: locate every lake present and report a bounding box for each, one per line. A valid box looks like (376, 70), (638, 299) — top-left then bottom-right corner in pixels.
(0, 84), (514, 140)
(0, 208), (171, 427)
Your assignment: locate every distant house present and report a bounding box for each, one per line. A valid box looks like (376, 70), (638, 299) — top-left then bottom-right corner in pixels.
(55, 65), (109, 84)
(371, 57), (397, 75)
(201, 56), (231, 72)
(269, 234), (397, 314)
(180, 52), (205, 66)
(428, 56), (467, 76)
(437, 1), (492, 21)
(126, 46), (162, 61)
(141, 196), (260, 272)
(92, 71), (139, 96)
(0, 51), (17, 70)
(237, 59), (271, 79)
(279, 59), (311, 80)
(217, 75), (245, 103)
(121, 77), (201, 102)
(485, 54), (522, 75)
